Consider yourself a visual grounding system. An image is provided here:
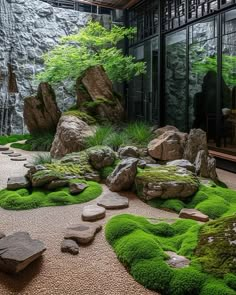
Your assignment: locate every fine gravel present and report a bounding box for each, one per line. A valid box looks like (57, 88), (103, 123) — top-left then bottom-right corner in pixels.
(0, 147), (235, 295)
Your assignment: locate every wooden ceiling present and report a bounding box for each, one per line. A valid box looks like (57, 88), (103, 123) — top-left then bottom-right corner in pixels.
(75, 0), (141, 9)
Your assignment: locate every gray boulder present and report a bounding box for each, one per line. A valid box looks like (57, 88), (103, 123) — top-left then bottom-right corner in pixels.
(0, 232), (46, 273)
(118, 146), (139, 159)
(195, 150), (218, 181)
(87, 146), (116, 170)
(7, 176), (30, 190)
(107, 158), (139, 192)
(167, 159), (196, 173)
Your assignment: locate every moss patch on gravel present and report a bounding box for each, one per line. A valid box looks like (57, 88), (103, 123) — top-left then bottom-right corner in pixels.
(148, 183), (236, 219)
(0, 180), (102, 210)
(105, 214), (236, 295)
(0, 134), (31, 145)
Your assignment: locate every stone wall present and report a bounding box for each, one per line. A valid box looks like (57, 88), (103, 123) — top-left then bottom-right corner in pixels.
(0, 0), (111, 134)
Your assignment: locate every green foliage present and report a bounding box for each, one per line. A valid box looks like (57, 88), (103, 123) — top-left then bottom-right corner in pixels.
(32, 153), (52, 165)
(99, 160), (119, 179)
(0, 134), (31, 145)
(224, 274), (236, 291)
(105, 214), (235, 295)
(85, 122), (153, 150)
(25, 133), (55, 152)
(148, 183), (236, 219)
(63, 110), (96, 125)
(10, 142), (32, 151)
(0, 180), (102, 210)
(37, 21), (146, 84)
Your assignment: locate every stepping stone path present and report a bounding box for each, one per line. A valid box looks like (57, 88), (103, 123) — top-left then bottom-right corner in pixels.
(179, 208), (209, 222)
(11, 157), (27, 161)
(165, 251), (190, 268)
(64, 223), (102, 245)
(0, 146), (9, 151)
(61, 239), (79, 255)
(8, 153), (22, 157)
(97, 192), (129, 209)
(0, 232), (46, 273)
(2, 150), (14, 155)
(82, 205), (106, 222)
(24, 163), (34, 169)
(7, 176), (30, 190)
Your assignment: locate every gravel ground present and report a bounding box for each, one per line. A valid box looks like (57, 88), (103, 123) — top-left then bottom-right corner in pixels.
(0, 147), (235, 295)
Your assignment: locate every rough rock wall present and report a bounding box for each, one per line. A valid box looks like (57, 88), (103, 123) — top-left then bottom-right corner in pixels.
(0, 0), (111, 134)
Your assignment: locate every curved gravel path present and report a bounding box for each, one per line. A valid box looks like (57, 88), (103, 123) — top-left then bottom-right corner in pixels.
(0, 146), (235, 295)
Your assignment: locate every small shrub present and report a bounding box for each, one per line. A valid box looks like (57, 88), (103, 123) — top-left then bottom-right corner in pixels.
(32, 153), (52, 165)
(27, 133), (54, 151)
(123, 121), (153, 146)
(85, 125), (113, 147)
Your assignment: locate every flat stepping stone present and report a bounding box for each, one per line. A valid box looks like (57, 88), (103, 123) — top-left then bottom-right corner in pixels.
(82, 205), (106, 221)
(64, 223), (102, 245)
(166, 251), (190, 268)
(0, 146), (9, 151)
(8, 153), (22, 157)
(11, 157), (27, 161)
(61, 239), (79, 255)
(7, 176), (30, 190)
(179, 208), (209, 222)
(0, 232), (46, 273)
(2, 150), (14, 155)
(97, 192), (129, 209)
(24, 163), (34, 169)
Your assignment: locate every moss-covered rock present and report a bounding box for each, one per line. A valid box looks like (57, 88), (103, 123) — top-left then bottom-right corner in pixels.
(195, 215), (236, 277)
(135, 166), (199, 200)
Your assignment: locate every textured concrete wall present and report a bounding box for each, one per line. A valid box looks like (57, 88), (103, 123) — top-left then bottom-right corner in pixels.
(0, 0), (110, 134)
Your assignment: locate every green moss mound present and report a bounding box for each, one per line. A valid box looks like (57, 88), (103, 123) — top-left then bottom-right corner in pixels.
(148, 183), (236, 219)
(105, 214), (235, 295)
(10, 142), (33, 151)
(0, 180), (102, 210)
(0, 134), (31, 145)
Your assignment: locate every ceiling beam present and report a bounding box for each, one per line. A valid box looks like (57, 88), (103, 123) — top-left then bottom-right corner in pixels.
(74, 0), (140, 9)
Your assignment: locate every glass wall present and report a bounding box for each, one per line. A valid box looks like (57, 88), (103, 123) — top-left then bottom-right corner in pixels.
(165, 29), (187, 131)
(222, 9), (236, 148)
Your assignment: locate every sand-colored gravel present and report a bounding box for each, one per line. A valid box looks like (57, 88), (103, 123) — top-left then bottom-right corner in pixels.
(0, 147), (235, 295)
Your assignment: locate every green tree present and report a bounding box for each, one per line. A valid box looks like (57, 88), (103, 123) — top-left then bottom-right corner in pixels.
(37, 21), (146, 84)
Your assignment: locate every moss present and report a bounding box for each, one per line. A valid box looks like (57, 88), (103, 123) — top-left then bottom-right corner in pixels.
(10, 142), (32, 151)
(224, 274), (236, 291)
(0, 180), (102, 210)
(148, 183), (236, 220)
(136, 166), (199, 185)
(200, 279), (236, 295)
(105, 214), (235, 294)
(195, 215), (236, 277)
(63, 110), (96, 125)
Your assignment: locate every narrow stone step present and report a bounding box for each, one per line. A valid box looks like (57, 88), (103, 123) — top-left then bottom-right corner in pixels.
(11, 157), (27, 161)
(0, 146), (9, 151)
(8, 153), (22, 157)
(179, 208), (209, 222)
(2, 150), (14, 155)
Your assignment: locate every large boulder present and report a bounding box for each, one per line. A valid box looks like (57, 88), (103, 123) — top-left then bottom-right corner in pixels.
(107, 158), (139, 192)
(118, 146), (139, 159)
(184, 129), (208, 163)
(24, 82), (61, 134)
(195, 215), (236, 276)
(0, 232), (46, 273)
(148, 131), (187, 161)
(50, 115), (95, 159)
(167, 159), (196, 173)
(77, 65), (124, 123)
(135, 165), (199, 200)
(154, 125), (179, 137)
(195, 150), (218, 181)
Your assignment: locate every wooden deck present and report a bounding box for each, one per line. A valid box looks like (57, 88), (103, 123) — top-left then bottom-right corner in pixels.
(209, 149), (236, 163)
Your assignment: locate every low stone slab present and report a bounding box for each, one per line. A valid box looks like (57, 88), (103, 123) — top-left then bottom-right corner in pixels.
(64, 223), (102, 245)
(82, 205), (106, 221)
(61, 239), (79, 255)
(7, 176), (30, 190)
(69, 182), (88, 195)
(2, 150), (14, 155)
(0, 146), (9, 151)
(179, 208), (209, 222)
(0, 232), (46, 273)
(97, 192), (129, 209)
(8, 153), (22, 157)
(24, 163), (34, 169)
(11, 157), (27, 161)
(47, 180), (68, 190)
(166, 251), (190, 268)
